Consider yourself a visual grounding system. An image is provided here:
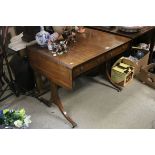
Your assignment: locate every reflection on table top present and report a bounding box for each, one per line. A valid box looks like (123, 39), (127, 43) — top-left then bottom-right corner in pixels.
(28, 28), (131, 69)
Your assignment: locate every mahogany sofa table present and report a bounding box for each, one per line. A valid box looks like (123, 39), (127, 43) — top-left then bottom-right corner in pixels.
(27, 28), (131, 128)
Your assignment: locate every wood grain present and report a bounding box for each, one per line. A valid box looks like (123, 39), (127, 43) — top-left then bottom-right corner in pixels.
(27, 49), (73, 89)
(27, 28), (131, 89)
(28, 28), (131, 69)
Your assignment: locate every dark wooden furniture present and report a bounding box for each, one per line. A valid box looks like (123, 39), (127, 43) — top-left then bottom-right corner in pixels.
(0, 27), (16, 102)
(27, 28), (131, 127)
(89, 26), (154, 39)
(88, 26), (155, 63)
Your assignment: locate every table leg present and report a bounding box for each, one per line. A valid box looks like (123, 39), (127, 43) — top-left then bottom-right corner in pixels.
(51, 82), (77, 128)
(105, 62), (122, 92)
(149, 29), (155, 63)
(34, 72), (44, 93)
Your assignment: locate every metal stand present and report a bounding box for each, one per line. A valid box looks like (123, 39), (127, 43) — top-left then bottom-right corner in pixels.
(0, 27), (51, 105)
(0, 27), (19, 102)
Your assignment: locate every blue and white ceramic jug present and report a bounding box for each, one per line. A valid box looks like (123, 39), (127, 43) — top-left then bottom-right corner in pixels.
(35, 26), (50, 47)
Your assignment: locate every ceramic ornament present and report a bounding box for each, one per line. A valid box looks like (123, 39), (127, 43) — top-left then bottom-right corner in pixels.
(35, 26), (50, 47)
(50, 32), (59, 42)
(47, 26), (85, 56)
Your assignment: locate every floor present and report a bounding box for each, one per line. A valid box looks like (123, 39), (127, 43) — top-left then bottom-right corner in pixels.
(1, 75), (155, 129)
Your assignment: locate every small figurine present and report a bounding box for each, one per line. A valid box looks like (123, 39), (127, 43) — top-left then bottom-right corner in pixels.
(47, 26), (83, 56)
(74, 26), (85, 33)
(77, 26), (85, 33)
(49, 32), (59, 42)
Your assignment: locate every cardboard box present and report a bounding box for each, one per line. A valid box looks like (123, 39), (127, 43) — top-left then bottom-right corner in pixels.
(136, 63), (155, 89)
(111, 57), (135, 87)
(132, 50), (150, 75)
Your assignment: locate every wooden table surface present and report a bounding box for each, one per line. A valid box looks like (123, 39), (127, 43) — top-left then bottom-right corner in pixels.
(29, 28), (131, 69)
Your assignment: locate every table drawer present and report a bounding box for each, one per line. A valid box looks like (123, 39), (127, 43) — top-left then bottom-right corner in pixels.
(73, 43), (129, 78)
(106, 43), (129, 60)
(73, 55), (106, 78)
